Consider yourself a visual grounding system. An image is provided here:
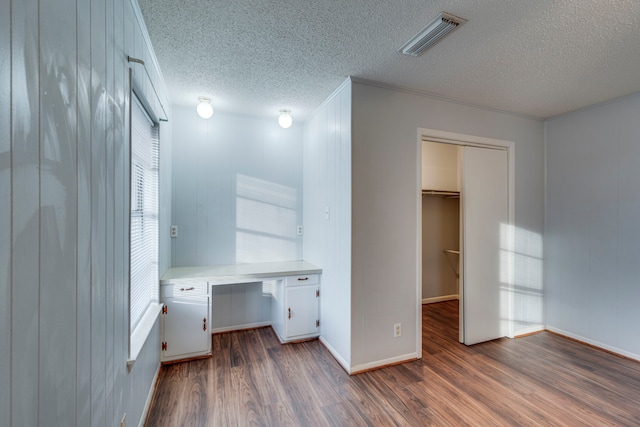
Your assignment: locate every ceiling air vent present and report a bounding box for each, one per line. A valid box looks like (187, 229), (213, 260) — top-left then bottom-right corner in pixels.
(399, 12), (467, 57)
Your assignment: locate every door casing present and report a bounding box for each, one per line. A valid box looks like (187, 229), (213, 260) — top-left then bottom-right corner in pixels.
(416, 128), (515, 356)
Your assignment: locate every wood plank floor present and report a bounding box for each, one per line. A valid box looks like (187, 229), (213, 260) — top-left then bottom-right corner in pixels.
(145, 301), (640, 426)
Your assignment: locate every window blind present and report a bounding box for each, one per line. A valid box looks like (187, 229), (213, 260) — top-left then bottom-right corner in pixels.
(130, 94), (159, 334)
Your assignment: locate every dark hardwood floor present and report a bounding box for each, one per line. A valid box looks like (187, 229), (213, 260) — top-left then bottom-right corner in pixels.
(145, 301), (640, 426)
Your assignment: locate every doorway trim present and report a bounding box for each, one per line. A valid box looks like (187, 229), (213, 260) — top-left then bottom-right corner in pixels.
(416, 128), (515, 356)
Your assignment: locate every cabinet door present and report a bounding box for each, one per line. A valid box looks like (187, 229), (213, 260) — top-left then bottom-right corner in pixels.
(286, 285), (319, 338)
(163, 296), (210, 359)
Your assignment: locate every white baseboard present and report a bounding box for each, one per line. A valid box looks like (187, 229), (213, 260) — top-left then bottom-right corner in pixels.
(319, 336), (351, 374)
(422, 294), (459, 304)
(350, 352), (419, 375)
(513, 325), (545, 337)
(211, 321), (271, 334)
(545, 325), (640, 362)
(138, 361), (161, 427)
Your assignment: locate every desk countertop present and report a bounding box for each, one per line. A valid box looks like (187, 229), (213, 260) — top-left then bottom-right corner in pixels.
(160, 260), (322, 285)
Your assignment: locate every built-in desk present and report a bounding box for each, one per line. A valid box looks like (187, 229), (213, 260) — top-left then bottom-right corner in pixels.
(159, 261), (322, 362)
(160, 260), (322, 286)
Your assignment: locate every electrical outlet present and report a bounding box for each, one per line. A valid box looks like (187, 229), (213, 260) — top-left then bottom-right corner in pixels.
(394, 323), (401, 338)
(297, 225), (304, 235)
(170, 225), (178, 238)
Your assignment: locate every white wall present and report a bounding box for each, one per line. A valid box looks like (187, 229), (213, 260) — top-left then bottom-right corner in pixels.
(171, 106), (304, 267)
(350, 81), (545, 368)
(0, 0), (171, 425)
(303, 80), (353, 369)
(545, 92), (640, 360)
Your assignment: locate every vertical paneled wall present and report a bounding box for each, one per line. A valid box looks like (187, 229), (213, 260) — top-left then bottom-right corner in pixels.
(171, 106), (303, 267)
(545, 93), (640, 360)
(0, 0), (12, 424)
(0, 0), (172, 426)
(303, 80), (353, 368)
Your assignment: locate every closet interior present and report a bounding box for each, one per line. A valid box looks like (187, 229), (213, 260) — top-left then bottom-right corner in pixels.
(421, 141), (460, 304)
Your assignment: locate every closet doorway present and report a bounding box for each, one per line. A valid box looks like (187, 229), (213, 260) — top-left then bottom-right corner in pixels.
(417, 129), (514, 348)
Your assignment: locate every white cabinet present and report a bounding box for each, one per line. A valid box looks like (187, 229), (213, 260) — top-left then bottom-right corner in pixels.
(272, 274), (320, 342)
(160, 283), (211, 363)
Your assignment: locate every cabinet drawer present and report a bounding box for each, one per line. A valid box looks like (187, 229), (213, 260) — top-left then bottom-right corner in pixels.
(161, 282), (209, 298)
(284, 274), (319, 287)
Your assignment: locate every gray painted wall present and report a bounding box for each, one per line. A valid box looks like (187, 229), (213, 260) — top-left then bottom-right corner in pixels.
(303, 81), (353, 368)
(171, 106), (304, 267)
(350, 81), (545, 367)
(545, 92), (640, 360)
(0, 0), (171, 425)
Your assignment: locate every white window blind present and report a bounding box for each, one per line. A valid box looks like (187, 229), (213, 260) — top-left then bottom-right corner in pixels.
(130, 94), (159, 334)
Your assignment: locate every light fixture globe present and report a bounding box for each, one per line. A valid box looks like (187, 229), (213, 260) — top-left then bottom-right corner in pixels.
(278, 110), (293, 129)
(197, 98), (214, 119)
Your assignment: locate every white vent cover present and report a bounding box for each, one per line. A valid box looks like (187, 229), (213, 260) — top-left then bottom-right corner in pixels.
(399, 12), (467, 57)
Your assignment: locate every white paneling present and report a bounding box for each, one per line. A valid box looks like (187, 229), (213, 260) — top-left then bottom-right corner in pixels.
(11, 0), (40, 424)
(38, 0), (78, 423)
(90, 0), (108, 424)
(0, 0), (11, 424)
(76, 0), (93, 424)
(5, 0), (169, 426)
(350, 81), (544, 366)
(303, 80), (352, 367)
(104, 1), (116, 424)
(546, 92), (640, 359)
(122, 0), (137, 419)
(171, 108), (304, 267)
(112, 0), (126, 422)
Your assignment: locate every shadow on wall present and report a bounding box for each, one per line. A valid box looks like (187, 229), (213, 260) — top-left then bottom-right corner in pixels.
(500, 224), (544, 333)
(235, 173), (298, 263)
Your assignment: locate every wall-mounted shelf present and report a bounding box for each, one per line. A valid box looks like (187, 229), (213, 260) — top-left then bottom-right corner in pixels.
(422, 190), (460, 199)
(443, 249), (460, 278)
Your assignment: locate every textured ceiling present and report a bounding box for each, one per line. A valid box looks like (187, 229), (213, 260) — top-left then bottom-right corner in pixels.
(138, 0), (640, 121)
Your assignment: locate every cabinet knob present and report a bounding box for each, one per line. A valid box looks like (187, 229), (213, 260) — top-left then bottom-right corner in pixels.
(203, 317), (207, 331)
(180, 286), (195, 291)
(297, 277), (308, 281)
(288, 307), (292, 319)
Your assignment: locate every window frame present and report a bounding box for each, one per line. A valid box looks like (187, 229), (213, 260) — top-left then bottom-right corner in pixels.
(127, 90), (162, 367)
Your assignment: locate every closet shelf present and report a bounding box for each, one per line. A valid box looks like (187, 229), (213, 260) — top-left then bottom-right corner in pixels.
(443, 249), (460, 278)
(422, 189), (460, 198)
